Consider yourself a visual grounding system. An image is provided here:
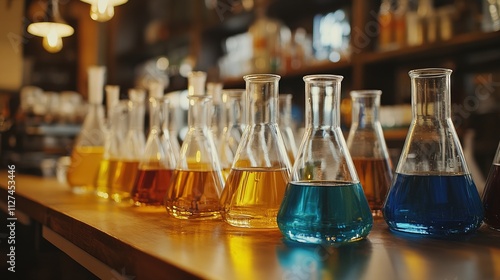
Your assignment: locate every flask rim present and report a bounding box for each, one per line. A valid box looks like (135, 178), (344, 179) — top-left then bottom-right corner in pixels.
(303, 74), (344, 83)
(350, 90), (382, 97)
(243, 74), (281, 82)
(408, 68), (452, 78)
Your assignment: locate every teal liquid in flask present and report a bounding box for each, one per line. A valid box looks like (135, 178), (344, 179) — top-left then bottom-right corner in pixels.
(277, 75), (373, 245)
(383, 68), (483, 235)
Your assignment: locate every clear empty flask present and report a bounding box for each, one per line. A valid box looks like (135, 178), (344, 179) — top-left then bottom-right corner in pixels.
(131, 83), (177, 206)
(221, 74), (291, 228)
(346, 90), (393, 218)
(67, 66), (106, 193)
(277, 75), (372, 245)
(482, 142), (500, 230)
(383, 68), (483, 235)
(279, 94), (298, 164)
(218, 89), (246, 179)
(165, 95), (224, 219)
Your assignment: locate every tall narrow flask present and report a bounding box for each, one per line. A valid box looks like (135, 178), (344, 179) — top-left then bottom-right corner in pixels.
(165, 94), (224, 219)
(346, 90), (393, 218)
(132, 82), (176, 206)
(218, 89), (246, 179)
(383, 68), (483, 235)
(207, 82), (224, 147)
(221, 74), (291, 228)
(109, 89), (146, 203)
(482, 142), (500, 230)
(162, 96), (181, 162)
(67, 66), (106, 193)
(277, 75), (372, 245)
(279, 94), (298, 164)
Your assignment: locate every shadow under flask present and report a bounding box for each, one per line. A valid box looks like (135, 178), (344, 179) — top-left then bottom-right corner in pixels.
(482, 141), (500, 230)
(221, 74), (291, 228)
(67, 66), (106, 193)
(346, 90), (393, 218)
(131, 84), (177, 206)
(279, 94), (298, 164)
(277, 75), (373, 245)
(383, 68), (483, 235)
(165, 95), (224, 220)
(218, 89), (246, 180)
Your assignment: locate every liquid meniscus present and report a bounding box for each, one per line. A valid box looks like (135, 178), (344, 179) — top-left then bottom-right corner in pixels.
(66, 146), (104, 193)
(221, 167), (290, 228)
(277, 181), (373, 245)
(132, 168), (174, 206)
(482, 163), (500, 230)
(383, 173), (484, 235)
(352, 157), (392, 217)
(165, 170), (222, 220)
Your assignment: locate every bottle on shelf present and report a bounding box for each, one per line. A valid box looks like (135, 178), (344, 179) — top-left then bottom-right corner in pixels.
(221, 74), (291, 228)
(383, 68), (484, 236)
(346, 90), (393, 218)
(482, 141), (500, 230)
(378, 0), (395, 51)
(67, 66), (107, 194)
(277, 75), (373, 245)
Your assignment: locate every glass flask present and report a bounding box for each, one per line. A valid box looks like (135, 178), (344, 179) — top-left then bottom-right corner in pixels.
(346, 90), (393, 218)
(165, 95), (224, 220)
(221, 74), (291, 228)
(277, 75), (373, 245)
(96, 86), (126, 199)
(207, 82), (224, 147)
(67, 66), (106, 193)
(109, 89), (146, 203)
(218, 89), (246, 180)
(482, 142), (500, 230)
(383, 68), (483, 235)
(131, 83), (177, 206)
(279, 94), (298, 164)
(162, 96), (180, 162)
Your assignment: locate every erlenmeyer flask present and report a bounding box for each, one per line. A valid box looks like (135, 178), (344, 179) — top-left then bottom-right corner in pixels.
(207, 82), (224, 146)
(218, 89), (246, 179)
(132, 83), (176, 206)
(346, 90), (393, 218)
(162, 96), (181, 162)
(277, 75), (373, 245)
(279, 94), (298, 164)
(383, 68), (483, 235)
(165, 95), (224, 219)
(221, 74), (291, 228)
(67, 66), (106, 193)
(109, 89), (146, 203)
(482, 142), (500, 230)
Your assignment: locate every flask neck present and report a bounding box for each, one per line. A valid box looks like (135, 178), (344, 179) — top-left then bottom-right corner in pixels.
(228, 95), (245, 126)
(188, 96), (211, 129)
(149, 97), (162, 132)
(410, 70), (451, 120)
(128, 100), (145, 131)
(304, 76), (343, 128)
(244, 75), (280, 125)
(350, 91), (381, 128)
(279, 94), (292, 127)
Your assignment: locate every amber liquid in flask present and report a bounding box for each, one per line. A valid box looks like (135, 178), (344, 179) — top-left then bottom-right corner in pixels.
(383, 68), (483, 235)
(277, 75), (372, 245)
(165, 87), (224, 219)
(67, 66), (107, 193)
(347, 90), (393, 217)
(221, 74), (291, 228)
(482, 142), (500, 230)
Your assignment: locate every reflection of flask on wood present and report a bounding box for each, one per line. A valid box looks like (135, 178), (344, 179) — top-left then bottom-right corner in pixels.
(482, 142), (500, 230)
(67, 66), (106, 193)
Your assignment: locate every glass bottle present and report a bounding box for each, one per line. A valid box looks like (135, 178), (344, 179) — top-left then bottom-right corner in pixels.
(221, 74), (291, 228)
(165, 95), (224, 220)
(277, 75), (373, 245)
(378, 0), (394, 51)
(218, 89), (246, 179)
(96, 85), (125, 199)
(482, 142), (500, 230)
(383, 68), (484, 235)
(279, 94), (298, 164)
(67, 66), (106, 193)
(109, 89), (146, 203)
(132, 83), (176, 206)
(346, 90), (393, 218)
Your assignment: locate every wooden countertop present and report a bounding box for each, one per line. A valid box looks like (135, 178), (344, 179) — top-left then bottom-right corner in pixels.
(1, 171), (500, 280)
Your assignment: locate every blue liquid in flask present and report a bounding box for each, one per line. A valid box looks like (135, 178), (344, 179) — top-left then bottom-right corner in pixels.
(277, 181), (373, 245)
(383, 173), (484, 235)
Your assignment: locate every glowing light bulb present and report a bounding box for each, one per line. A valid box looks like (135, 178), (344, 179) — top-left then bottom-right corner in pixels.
(42, 28), (63, 53)
(90, 0), (114, 22)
